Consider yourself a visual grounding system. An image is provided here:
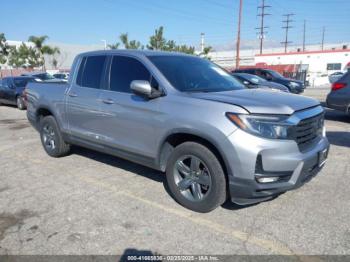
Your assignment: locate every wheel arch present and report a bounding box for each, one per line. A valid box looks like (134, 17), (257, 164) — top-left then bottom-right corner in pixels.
(157, 130), (231, 178)
(35, 107), (56, 123)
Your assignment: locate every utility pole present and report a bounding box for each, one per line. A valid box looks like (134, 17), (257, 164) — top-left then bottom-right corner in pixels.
(302, 20), (306, 52)
(235, 0), (243, 69)
(256, 0), (271, 55)
(281, 14), (294, 53)
(200, 33), (205, 53)
(321, 27), (325, 50)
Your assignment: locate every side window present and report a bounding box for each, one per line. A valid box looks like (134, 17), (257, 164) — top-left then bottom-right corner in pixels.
(76, 57), (86, 86)
(255, 70), (267, 79)
(110, 56), (151, 93)
(78, 55), (106, 89)
(2, 79), (8, 88)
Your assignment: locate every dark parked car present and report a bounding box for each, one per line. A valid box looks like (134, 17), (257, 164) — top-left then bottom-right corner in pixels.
(326, 71), (350, 115)
(21, 72), (65, 82)
(328, 72), (344, 84)
(53, 73), (69, 82)
(234, 68), (305, 94)
(0, 76), (34, 110)
(232, 73), (290, 93)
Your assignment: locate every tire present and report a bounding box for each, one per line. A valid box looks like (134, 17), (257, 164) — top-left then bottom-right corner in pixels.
(166, 142), (227, 213)
(40, 115), (70, 157)
(16, 96), (25, 110)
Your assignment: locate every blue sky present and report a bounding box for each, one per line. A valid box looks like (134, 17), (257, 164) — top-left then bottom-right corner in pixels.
(1, 0), (349, 50)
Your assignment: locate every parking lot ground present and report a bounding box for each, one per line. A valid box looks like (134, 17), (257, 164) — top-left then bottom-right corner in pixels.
(0, 87), (349, 256)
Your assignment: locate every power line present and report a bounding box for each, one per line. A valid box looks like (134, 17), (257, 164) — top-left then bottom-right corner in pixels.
(256, 0), (271, 55)
(281, 13), (294, 53)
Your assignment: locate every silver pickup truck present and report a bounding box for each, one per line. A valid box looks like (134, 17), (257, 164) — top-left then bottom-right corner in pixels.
(26, 50), (329, 212)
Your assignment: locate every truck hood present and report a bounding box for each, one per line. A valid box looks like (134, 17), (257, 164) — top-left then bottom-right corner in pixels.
(190, 89), (319, 115)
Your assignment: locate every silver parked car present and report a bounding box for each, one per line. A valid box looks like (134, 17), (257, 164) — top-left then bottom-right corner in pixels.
(26, 50), (329, 212)
(326, 71), (350, 115)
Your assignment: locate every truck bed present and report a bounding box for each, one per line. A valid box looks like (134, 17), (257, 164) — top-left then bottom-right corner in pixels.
(26, 82), (69, 129)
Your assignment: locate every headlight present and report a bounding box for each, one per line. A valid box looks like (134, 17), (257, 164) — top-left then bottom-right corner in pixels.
(226, 113), (293, 139)
(288, 82), (300, 88)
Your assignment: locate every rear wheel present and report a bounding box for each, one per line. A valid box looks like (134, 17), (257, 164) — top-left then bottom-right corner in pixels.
(166, 142), (227, 213)
(40, 116), (70, 157)
(16, 96), (25, 110)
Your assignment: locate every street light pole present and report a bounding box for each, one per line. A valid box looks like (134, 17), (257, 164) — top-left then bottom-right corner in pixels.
(101, 40), (107, 50)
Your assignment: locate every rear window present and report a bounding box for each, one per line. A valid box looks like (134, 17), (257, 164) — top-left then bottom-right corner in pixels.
(77, 56), (106, 89)
(14, 78), (30, 88)
(339, 71), (350, 82)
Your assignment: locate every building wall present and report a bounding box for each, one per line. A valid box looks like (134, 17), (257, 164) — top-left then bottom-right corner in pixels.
(255, 49), (350, 74)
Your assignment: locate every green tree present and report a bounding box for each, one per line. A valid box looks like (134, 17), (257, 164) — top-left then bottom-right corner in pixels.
(108, 42), (120, 49)
(0, 33), (10, 66)
(28, 35), (60, 70)
(202, 46), (212, 60)
(146, 26), (195, 54)
(175, 45), (195, 55)
(8, 43), (41, 68)
(147, 26), (166, 50)
(120, 33), (142, 49)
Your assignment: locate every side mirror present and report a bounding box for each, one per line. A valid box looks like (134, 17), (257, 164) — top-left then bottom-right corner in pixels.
(243, 81), (250, 85)
(130, 80), (162, 99)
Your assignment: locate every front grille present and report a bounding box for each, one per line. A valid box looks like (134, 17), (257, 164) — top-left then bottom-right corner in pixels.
(293, 112), (324, 151)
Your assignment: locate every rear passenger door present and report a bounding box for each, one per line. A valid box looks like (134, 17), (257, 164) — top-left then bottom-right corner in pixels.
(66, 55), (107, 142)
(98, 55), (161, 159)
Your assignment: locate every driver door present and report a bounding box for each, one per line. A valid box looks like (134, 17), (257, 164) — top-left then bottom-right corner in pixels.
(98, 55), (161, 159)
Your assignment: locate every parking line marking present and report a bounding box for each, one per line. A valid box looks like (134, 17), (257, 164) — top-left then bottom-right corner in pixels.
(70, 173), (295, 255)
(15, 150), (296, 255)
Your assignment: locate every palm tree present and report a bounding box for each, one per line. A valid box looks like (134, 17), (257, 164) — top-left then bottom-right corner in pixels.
(120, 33), (142, 49)
(108, 43), (120, 50)
(28, 35), (60, 70)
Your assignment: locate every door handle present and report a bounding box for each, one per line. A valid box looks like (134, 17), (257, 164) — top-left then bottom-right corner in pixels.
(68, 92), (78, 98)
(102, 99), (115, 105)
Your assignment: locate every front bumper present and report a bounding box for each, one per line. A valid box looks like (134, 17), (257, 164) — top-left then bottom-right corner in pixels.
(224, 128), (329, 205)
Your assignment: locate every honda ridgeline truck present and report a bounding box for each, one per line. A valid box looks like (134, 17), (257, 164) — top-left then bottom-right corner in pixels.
(26, 50), (329, 212)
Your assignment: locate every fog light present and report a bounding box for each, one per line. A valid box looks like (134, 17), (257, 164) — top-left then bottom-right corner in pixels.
(256, 176), (280, 183)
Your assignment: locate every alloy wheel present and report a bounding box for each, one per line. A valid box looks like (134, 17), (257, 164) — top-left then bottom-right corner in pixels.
(42, 124), (56, 151)
(173, 155), (212, 202)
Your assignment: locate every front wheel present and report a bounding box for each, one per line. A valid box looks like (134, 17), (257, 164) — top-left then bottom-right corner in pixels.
(40, 116), (70, 157)
(166, 142), (227, 213)
(16, 96), (25, 110)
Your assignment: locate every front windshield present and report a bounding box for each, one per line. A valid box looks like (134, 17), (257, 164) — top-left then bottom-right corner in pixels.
(267, 70), (284, 79)
(35, 73), (55, 80)
(148, 56), (244, 92)
(14, 78), (30, 88)
(240, 74), (266, 84)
